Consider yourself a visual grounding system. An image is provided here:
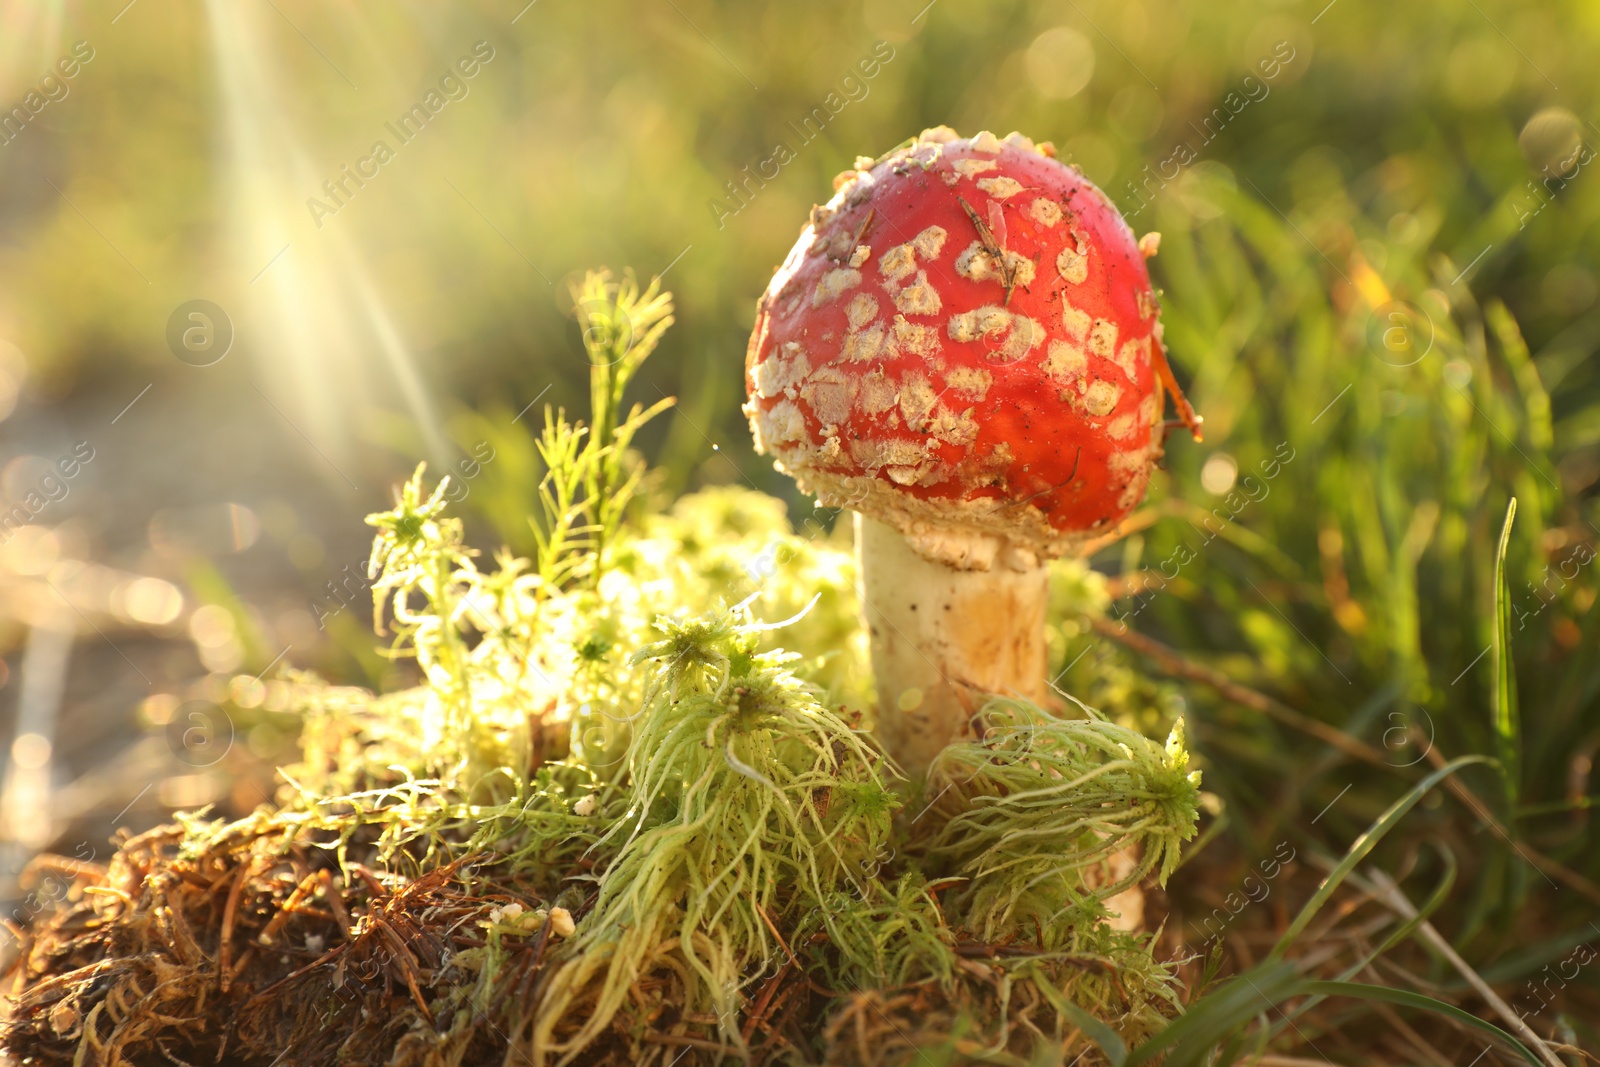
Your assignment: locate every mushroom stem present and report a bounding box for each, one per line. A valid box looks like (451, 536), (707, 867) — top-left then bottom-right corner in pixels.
(858, 514), (1147, 931)
(856, 515), (1050, 776)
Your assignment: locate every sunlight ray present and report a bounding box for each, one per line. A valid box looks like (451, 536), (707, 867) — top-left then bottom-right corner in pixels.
(203, 0), (447, 478)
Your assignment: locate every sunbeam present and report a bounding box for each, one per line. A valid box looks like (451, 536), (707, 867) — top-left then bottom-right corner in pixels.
(204, 0), (447, 480)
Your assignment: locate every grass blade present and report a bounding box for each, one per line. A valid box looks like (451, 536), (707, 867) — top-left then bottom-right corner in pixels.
(1269, 754), (1493, 959)
(1268, 843), (1458, 1040)
(1123, 961), (1299, 1067)
(1044, 991), (1127, 1066)
(1295, 982), (1543, 1066)
(1492, 497), (1520, 811)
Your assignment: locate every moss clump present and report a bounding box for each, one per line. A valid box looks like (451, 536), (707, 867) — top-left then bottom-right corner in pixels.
(925, 700), (1201, 943)
(0, 272), (1199, 1067)
(535, 609), (908, 1057)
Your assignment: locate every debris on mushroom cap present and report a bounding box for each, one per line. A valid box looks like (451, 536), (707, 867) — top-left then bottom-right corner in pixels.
(743, 127), (1201, 570)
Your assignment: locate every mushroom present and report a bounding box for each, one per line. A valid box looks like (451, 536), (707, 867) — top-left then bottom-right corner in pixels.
(743, 126), (1202, 778)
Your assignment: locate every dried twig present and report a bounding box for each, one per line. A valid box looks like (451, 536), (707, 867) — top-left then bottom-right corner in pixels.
(1089, 616), (1391, 769)
(218, 855), (261, 993)
(957, 195), (1015, 304)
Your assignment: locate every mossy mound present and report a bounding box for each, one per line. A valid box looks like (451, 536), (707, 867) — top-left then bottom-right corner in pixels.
(0, 275), (1198, 1066)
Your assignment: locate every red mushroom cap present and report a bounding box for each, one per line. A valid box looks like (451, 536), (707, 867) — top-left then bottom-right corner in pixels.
(743, 127), (1197, 570)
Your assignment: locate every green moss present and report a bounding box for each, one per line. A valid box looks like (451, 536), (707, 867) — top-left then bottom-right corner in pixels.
(925, 701), (1201, 943)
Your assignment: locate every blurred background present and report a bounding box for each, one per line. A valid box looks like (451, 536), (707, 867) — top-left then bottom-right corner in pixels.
(0, 0), (1597, 1001)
